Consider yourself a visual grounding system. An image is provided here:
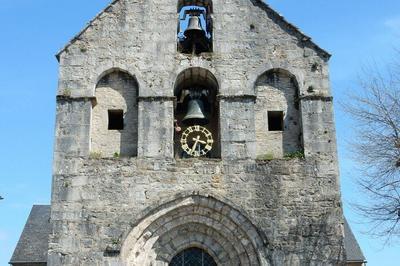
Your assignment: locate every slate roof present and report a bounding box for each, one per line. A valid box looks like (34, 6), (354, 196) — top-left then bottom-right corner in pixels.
(344, 218), (366, 262)
(9, 205), (51, 265)
(10, 205), (365, 264)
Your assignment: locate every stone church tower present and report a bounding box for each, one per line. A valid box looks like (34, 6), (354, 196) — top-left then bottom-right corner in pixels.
(10, 0), (367, 265)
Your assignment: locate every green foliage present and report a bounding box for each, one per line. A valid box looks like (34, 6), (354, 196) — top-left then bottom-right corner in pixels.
(111, 238), (120, 245)
(113, 152), (120, 158)
(89, 151), (102, 159)
(283, 150), (305, 159)
(62, 88), (72, 97)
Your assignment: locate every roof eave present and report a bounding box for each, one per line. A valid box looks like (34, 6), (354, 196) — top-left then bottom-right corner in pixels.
(252, 0), (331, 60)
(9, 260), (47, 264)
(55, 0), (121, 62)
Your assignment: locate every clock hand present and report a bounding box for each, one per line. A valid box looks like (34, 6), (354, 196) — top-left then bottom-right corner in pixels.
(192, 138), (206, 145)
(191, 135), (201, 153)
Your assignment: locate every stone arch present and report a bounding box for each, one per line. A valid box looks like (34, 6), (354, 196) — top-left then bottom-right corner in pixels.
(254, 68), (303, 158)
(174, 67), (220, 158)
(95, 68), (138, 88)
(90, 69), (138, 157)
(249, 64), (304, 95)
(120, 194), (269, 266)
(91, 65), (144, 96)
(174, 67), (219, 95)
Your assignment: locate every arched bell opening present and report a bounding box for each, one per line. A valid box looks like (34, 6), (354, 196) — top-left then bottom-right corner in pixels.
(255, 68), (303, 158)
(174, 68), (220, 159)
(91, 69), (138, 157)
(177, 1), (213, 54)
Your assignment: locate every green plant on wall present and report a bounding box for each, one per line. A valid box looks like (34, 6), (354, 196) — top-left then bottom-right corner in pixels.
(111, 238), (120, 245)
(62, 88), (72, 97)
(89, 151), (102, 159)
(63, 181), (71, 188)
(283, 150), (305, 159)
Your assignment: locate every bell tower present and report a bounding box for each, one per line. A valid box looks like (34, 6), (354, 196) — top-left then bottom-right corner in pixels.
(174, 68), (220, 158)
(174, 1), (217, 159)
(43, 0), (352, 265)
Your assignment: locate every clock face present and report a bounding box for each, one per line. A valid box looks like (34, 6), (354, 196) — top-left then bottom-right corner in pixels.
(180, 125), (213, 157)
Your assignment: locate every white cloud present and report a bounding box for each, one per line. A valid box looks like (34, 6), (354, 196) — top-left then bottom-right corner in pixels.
(384, 16), (400, 33)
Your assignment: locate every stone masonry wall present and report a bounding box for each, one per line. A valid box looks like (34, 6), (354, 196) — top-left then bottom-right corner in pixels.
(49, 157), (344, 265)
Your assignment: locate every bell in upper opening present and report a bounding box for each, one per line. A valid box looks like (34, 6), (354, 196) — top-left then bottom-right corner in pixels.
(178, 9), (211, 54)
(182, 97), (208, 126)
(184, 15), (205, 39)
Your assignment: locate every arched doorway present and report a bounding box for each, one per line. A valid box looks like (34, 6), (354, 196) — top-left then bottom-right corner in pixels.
(120, 195), (269, 266)
(170, 247), (217, 266)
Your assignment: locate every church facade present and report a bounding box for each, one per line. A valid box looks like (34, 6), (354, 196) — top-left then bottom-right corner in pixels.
(10, 0), (366, 265)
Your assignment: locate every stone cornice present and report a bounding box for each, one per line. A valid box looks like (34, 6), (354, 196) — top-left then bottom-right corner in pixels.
(56, 95), (96, 102)
(138, 96), (176, 102)
(217, 94), (257, 101)
(299, 95), (333, 101)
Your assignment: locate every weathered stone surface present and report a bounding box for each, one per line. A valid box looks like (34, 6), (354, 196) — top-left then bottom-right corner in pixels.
(49, 157), (344, 265)
(48, 0), (345, 265)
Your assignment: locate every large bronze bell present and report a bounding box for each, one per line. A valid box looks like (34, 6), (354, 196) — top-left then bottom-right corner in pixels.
(178, 9), (211, 54)
(184, 16), (205, 38)
(182, 98), (208, 125)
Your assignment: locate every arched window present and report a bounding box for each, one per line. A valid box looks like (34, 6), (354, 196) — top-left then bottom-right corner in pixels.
(170, 247), (217, 266)
(91, 70), (138, 157)
(255, 69), (302, 158)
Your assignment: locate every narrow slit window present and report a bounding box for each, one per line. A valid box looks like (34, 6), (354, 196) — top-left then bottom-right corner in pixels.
(268, 111), (284, 131)
(108, 110), (124, 130)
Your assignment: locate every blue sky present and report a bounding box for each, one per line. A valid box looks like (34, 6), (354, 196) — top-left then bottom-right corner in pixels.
(0, 0), (399, 265)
